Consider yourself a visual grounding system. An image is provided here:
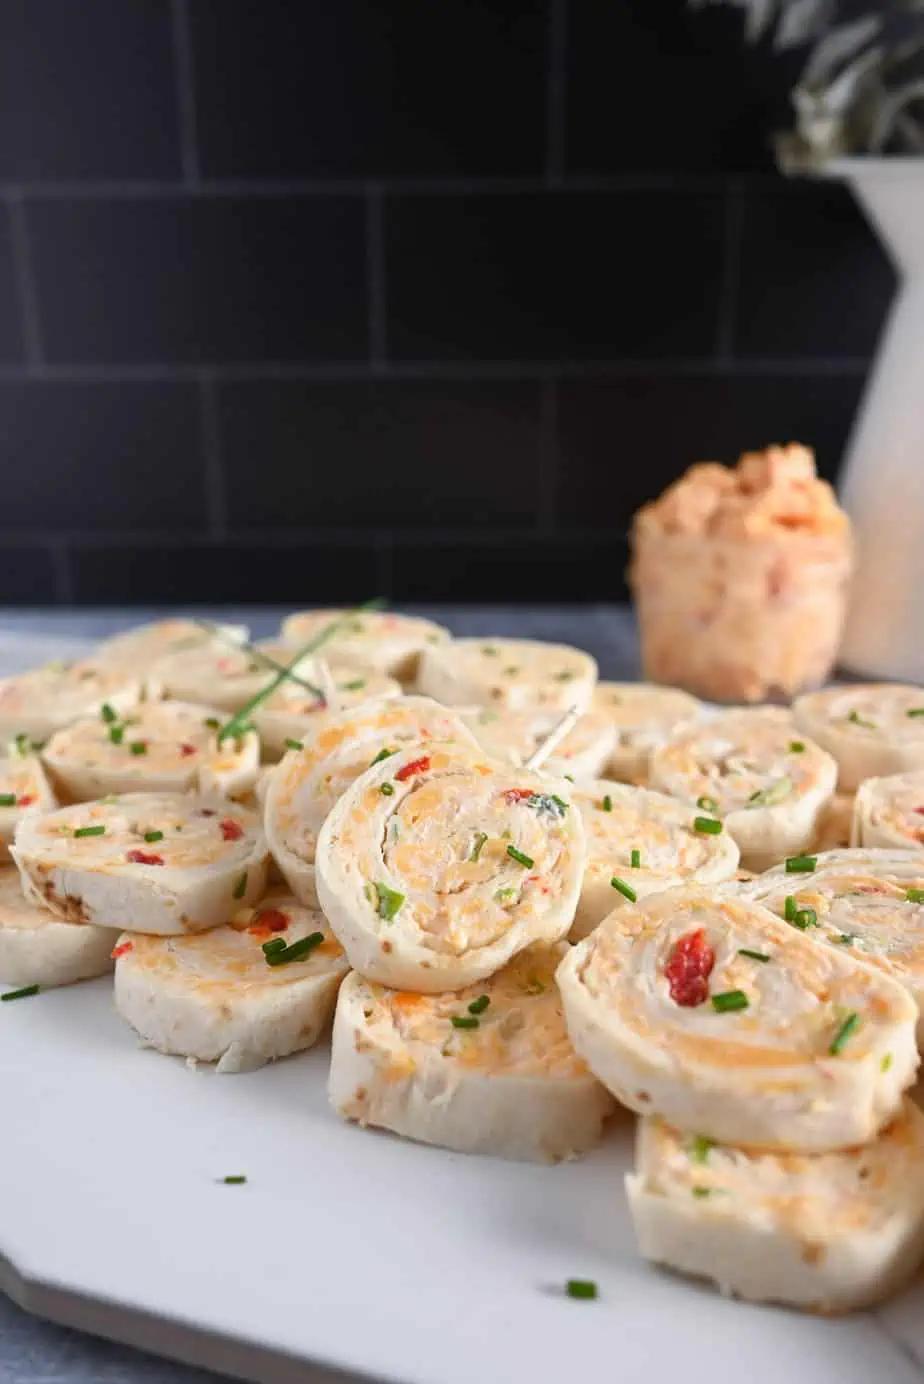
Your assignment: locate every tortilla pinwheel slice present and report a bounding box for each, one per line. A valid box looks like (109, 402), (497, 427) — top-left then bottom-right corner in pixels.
(0, 864), (118, 988)
(113, 891), (348, 1073)
(794, 684), (924, 792)
(591, 683), (705, 783)
(264, 696), (478, 908)
(315, 741), (586, 993)
(648, 707), (837, 872)
(460, 707), (616, 782)
(852, 771), (924, 850)
(556, 885), (918, 1152)
(0, 751), (57, 861)
(12, 792), (268, 936)
(280, 609), (449, 684)
(627, 1103), (924, 1313)
(253, 668), (402, 761)
(329, 942), (615, 1161)
(416, 638), (597, 715)
(569, 781), (740, 941)
(93, 618), (248, 678)
(41, 700), (259, 802)
(0, 660), (144, 745)
(152, 638), (316, 714)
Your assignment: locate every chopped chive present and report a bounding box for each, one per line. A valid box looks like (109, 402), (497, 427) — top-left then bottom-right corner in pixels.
(830, 1011), (860, 1056)
(554, 669), (575, 682)
(284, 737), (303, 751)
(481, 645), (498, 656)
(342, 678), (366, 691)
(219, 1175), (247, 1185)
(0, 793), (16, 807)
(204, 717), (221, 730)
(74, 825), (105, 838)
(630, 848), (641, 869)
(600, 794), (613, 813)
(746, 776), (792, 808)
(108, 724), (125, 745)
(525, 792), (567, 819)
(611, 876), (637, 902)
(907, 889), (924, 904)
(495, 887), (516, 903)
(451, 1015), (479, 1030)
(791, 908), (818, 931)
(836, 933), (856, 945)
(881, 1053), (893, 1073)
(738, 948), (770, 963)
(689, 1134), (714, 1164)
(13, 733), (32, 757)
(565, 1280), (598, 1300)
(784, 894), (797, 921)
(1, 984), (39, 1002)
(789, 740), (806, 752)
(691, 1187), (712, 1200)
(711, 990), (749, 1013)
(129, 740), (148, 757)
(265, 931), (323, 966)
(693, 816), (722, 835)
(232, 872), (247, 900)
(370, 747), (396, 767)
(374, 882), (405, 921)
(470, 831), (488, 862)
(262, 937), (287, 956)
(563, 774), (575, 782)
(144, 830), (164, 843)
(907, 709), (924, 719)
(503, 665), (519, 676)
(100, 703), (118, 724)
(848, 709), (877, 729)
(696, 795), (718, 813)
(785, 854), (816, 873)
(507, 845), (534, 869)
(550, 794), (569, 815)
(380, 782), (395, 796)
(468, 994), (490, 1015)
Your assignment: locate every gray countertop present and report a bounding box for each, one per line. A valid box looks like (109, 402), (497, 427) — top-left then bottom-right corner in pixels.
(0, 605), (639, 1384)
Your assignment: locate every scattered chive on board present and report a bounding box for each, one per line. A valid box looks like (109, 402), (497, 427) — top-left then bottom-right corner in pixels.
(565, 1280), (598, 1301)
(219, 1175), (247, 1185)
(1, 985), (40, 1002)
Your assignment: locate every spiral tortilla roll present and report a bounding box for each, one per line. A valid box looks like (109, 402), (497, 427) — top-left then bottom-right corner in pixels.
(460, 707), (615, 782)
(417, 638), (597, 714)
(280, 609), (449, 684)
(94, 619), (248, 678)
(852, 771), (924, 850)
(253, 668), (401, 761)
(153, 639), (316, 714)
(315, 741), (586, 992)
(0, 751), (57, 861)
(591, 683), (705, 783)
(794, 684), (924, 792)
(0, 864), (118, 988)
(0, 659), (144, 744)
(556, 885), (918, 1152)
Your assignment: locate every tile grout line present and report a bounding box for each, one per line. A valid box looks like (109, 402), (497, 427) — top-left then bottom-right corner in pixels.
(170, 0), (201, 186)
(198, 371), (226, 535)
(715, 176), (745, 364)
(545, 0), (568, 186)
(537, 375), (558, 533)
(5, 193), (43, 367)
(366, 183), (387, 370)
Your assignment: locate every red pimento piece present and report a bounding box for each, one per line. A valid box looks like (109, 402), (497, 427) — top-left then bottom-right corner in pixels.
(16, 794), (35, 807)
(220, 818), (244, 842)
(664, 928), (715, 1007)
(179, 743), (197, 757)
(254, 908), (288, 933)
(503, 788), (534, 803)
(111, 941), (134, 960)
(395, 756), (430, 782)
(126, 849), (164, 866)
(915, 807), (924, 816)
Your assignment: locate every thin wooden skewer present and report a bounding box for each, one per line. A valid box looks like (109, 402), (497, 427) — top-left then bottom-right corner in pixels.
(524, 705), (581, 772)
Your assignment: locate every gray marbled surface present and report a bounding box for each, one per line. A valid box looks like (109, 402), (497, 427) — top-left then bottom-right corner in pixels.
(0, 605), (638, 1384)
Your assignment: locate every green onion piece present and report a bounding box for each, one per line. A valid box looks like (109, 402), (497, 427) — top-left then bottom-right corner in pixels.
(220, 1175), (247, 1185)
(262, 937), (287, 956)
(470, 831), (488, 862)
(789, 740), (806, 752)
(565, 1280), (598, 1300)
(693, 816), (722, 835)
(689, 1134), (714, 1164)
(791, 908), (818, 931)
(284, 737), (303, 752)
(785, 855), (816, 873)
(13, 733), (32, 757)
(526, 793), (567, 819)
(503, 665), (519, 676)
(204, 717), (221, 729)
(907, 889), (924, 904)
(712, 990), (749, 1013)
(738, 948), (770, 963)
(495, 887), (516, 903)
(451, 1015), (479, 1030)
(507, 845), (534, 869)
(611, 876), (637, 902)
(74, 825), (105, 838)
(630, 848), (641, 869)
(1, 984), (40, 1002)
(374, 882), (405, 921)
(881, 1053), (893, 1072)
(563, 773), (575, 782)
(554, 669), (575, 682)
(830, 1011), (861, 1056)
(100, 703), (118, 724)
(341, 678), (366, 691)
(0, 793), (16, 807)
(601, 795), (613, 813)
(129, 740), (148, 757)
(380, 782), (395, 796)
(848, 709), (877, 729)
(696, 795), (718, 813)
(232, 872), (247, 900)
(550, 794), (569, 815)
(747, 776), (792, 808)
(907, 708), (924, 719)
(141, 830), (164, 845)
(784, 894), (797, 921)
(370, 747), (396, 767)
(691, 1187), (712, 1200)
(265, 932), (324, 966)
(481, 645), (498, 656)
(108, 724), (125, 745)
(468, 995), (490, 1015)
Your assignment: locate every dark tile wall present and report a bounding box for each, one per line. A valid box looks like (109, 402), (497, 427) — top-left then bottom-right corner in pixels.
(0, 0), (896, 605)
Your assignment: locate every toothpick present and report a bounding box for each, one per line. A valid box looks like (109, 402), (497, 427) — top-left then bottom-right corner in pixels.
(315, 658), (339, 708)
(524, 705), (581, 772)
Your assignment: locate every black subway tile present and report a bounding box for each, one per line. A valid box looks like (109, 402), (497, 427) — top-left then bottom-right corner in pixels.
(555, 372), (865, 531)
(221, 379), (542, 530)
(0, 0), (179, 181)
(385, 190), (725, 361)
(191, 0), (544, 180)
(0, 382), (204, 532)
(28, 197), (367, 365)
(390, 533), (627, 603)
(735, 182), (896, 359)
(68, 539), (381, 605)
(0, 207), (22, 363)
(0, 546), (58, 604)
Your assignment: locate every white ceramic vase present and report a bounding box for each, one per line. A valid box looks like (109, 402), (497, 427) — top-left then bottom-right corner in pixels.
(831, 158), (924, 680)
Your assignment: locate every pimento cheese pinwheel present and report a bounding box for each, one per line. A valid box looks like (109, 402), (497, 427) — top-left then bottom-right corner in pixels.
(627, 1103), (924, 1313)
(12, 792), (268, 936)
(794, 684), (924, 792)
(0, 659), (144, 745)
(591, 682), (705, 783)
(113, 891), (348, 1073)
(556, 886), (918, 1152)
(648, 707), (837, 871)
(253, 668), (401, 761)
(93, 618), (248, 677)
(280, 609), (449, 684)
(460, 706), (616, 782)
(853, 771), (924, 849)
(417, 638), (597, 714)
(0, 864), (118, 988)
(0, 749), (56, 861)
(315, 741), (586, 992)
(329, 942), (615, 1161)
(152, 638), (316, 714)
